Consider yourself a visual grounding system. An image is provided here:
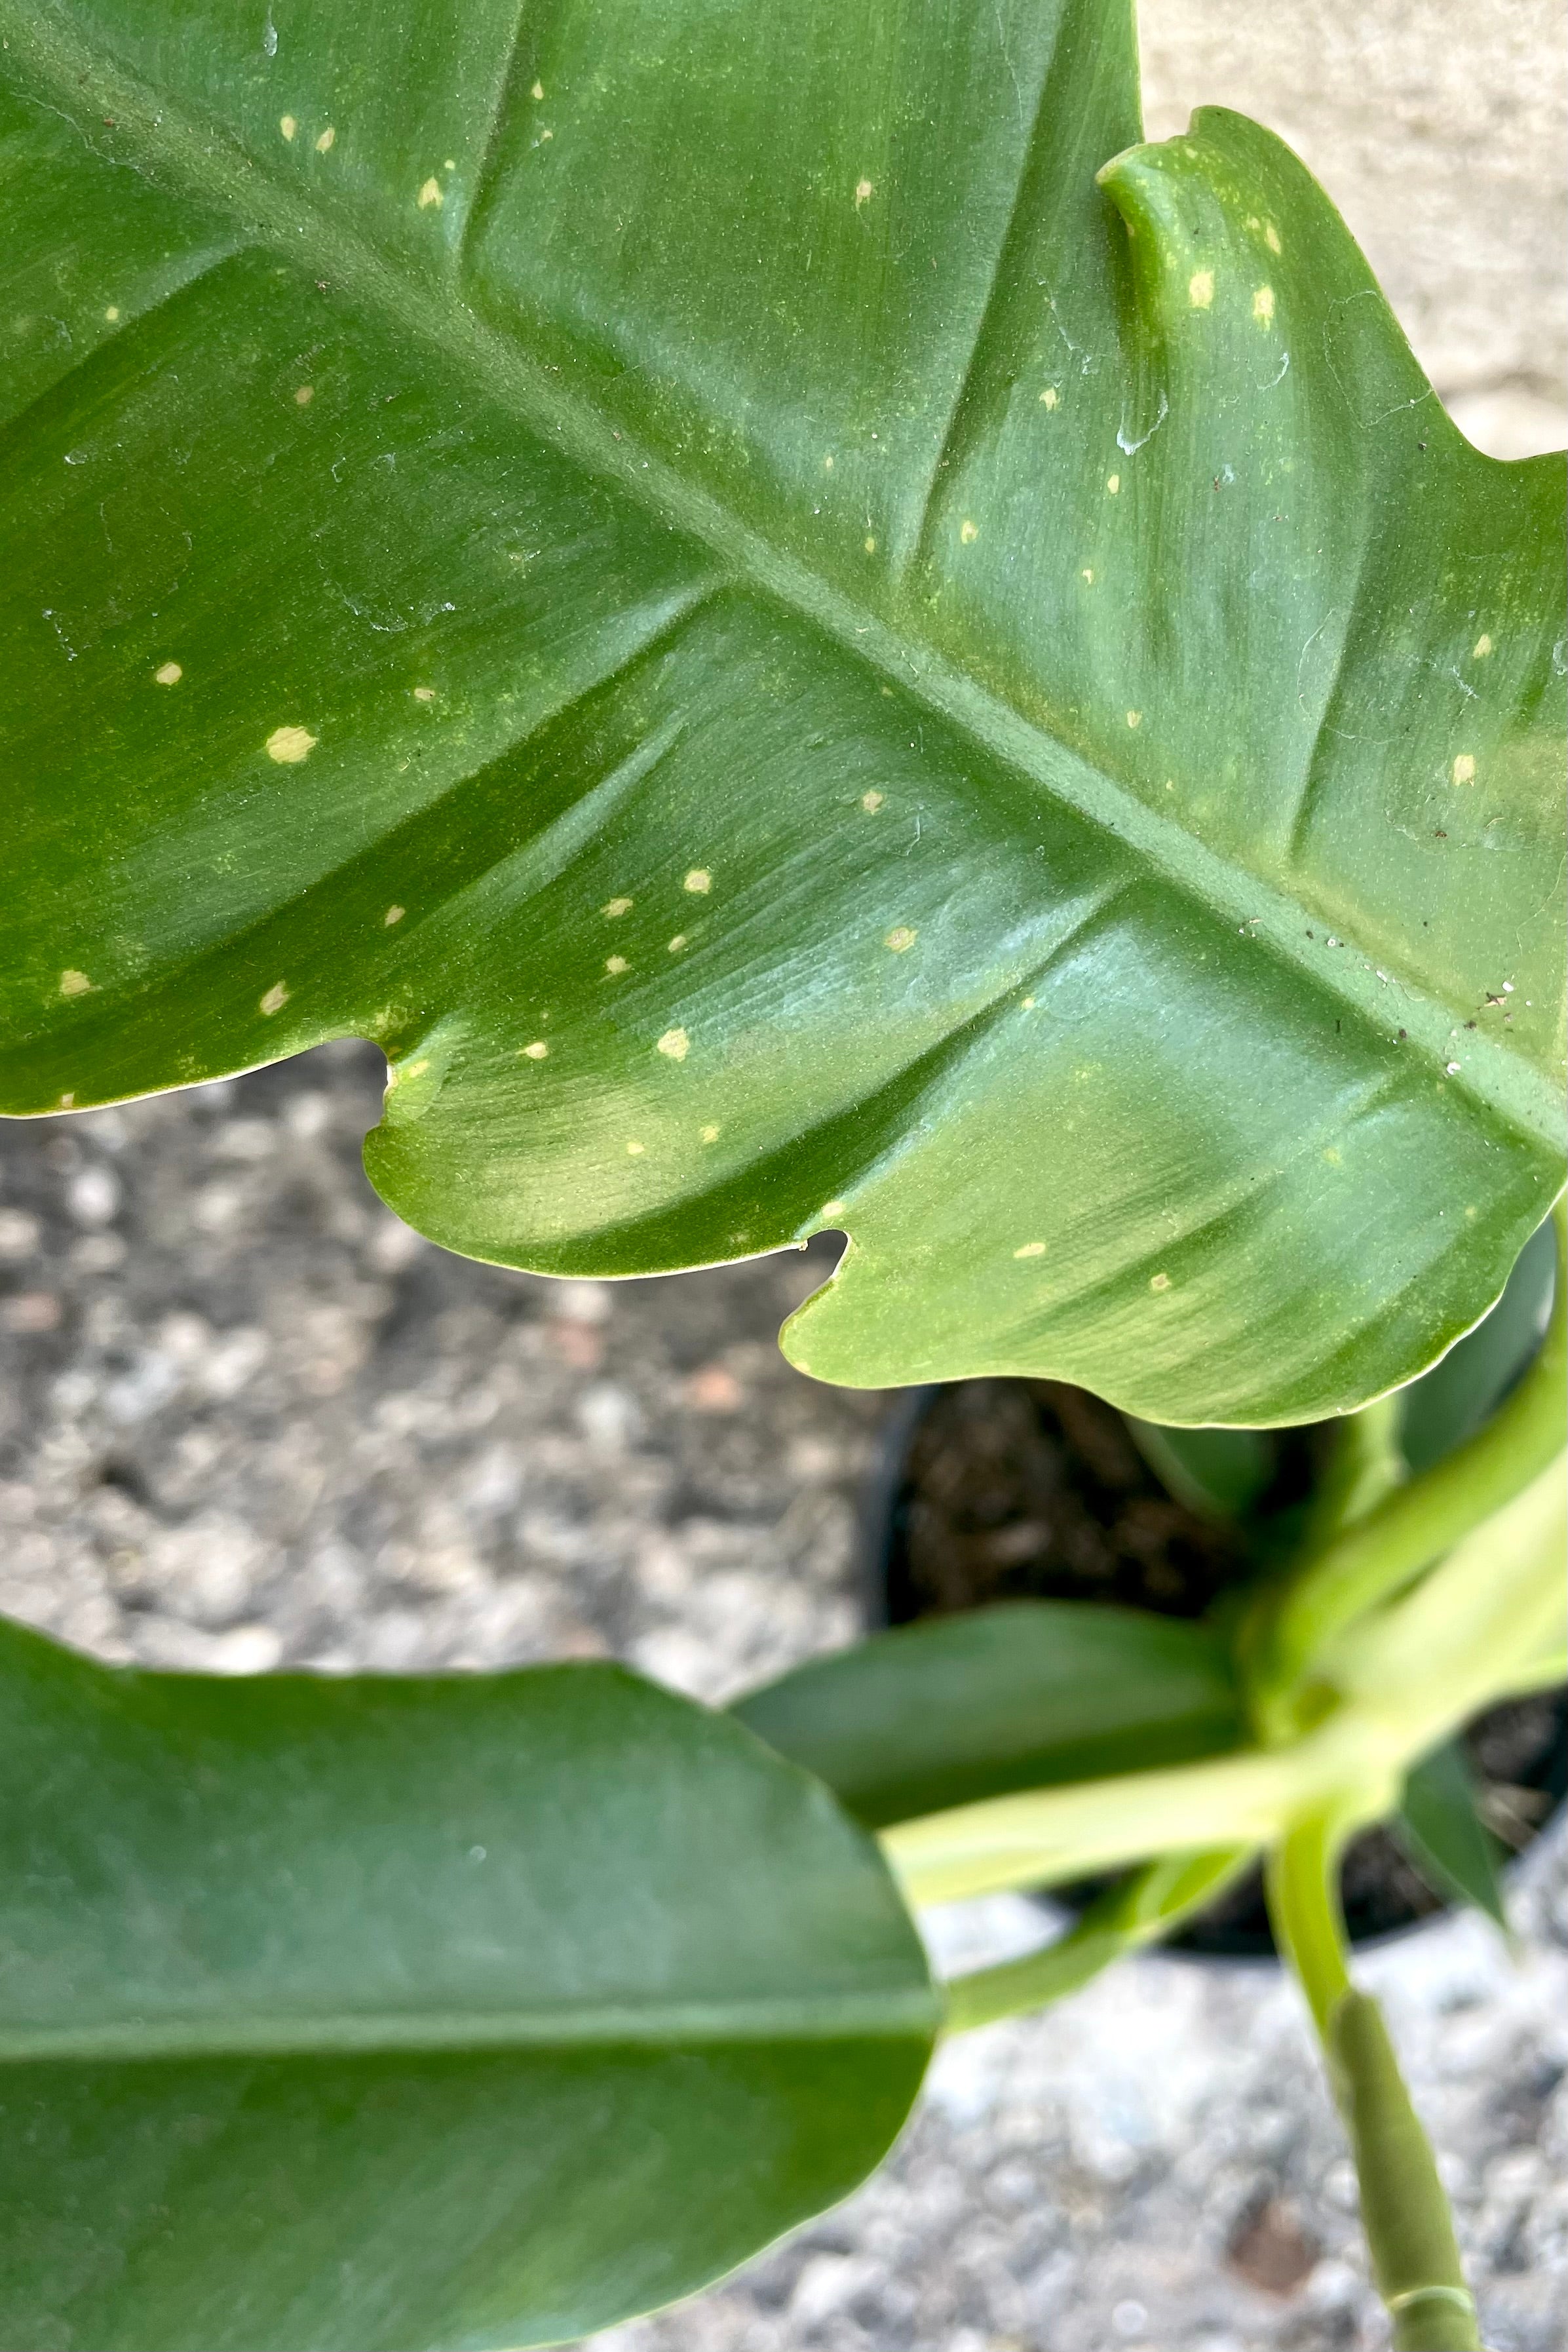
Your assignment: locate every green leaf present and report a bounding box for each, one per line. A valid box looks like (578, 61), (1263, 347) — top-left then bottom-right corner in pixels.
(1121, 1417), (1278, 1518)
(0, 1618), (935, 2351)
(732, 1598), (1242, 1828)
(1399, 1214), (1558, 1475)
(1, 0), (1561, 1422)
(1393, 1739), (1510, 1931)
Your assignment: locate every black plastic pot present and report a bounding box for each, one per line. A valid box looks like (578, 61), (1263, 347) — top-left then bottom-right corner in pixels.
(860, 1378), (1567, 1960)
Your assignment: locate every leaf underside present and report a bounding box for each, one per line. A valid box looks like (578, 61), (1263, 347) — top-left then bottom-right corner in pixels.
(0, 1620), (934, 2351)
(0, 0), (1562, 1421)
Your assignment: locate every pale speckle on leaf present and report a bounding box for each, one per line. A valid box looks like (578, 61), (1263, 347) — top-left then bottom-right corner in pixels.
(104, 305), (121, 322)
(1013, 1241), (1046, 1259)
(861, 790), (885, 813)
(656, 1028), (690, 1062)
(1472, 634), (1493, 659)
(417, 177), (444, 209)
(154, 660), (182, 685)
(1452, 754), (1476, 785)
(884, 926), (917, 953)
(521, 1040), (549, 1060)
(1126, 710), (1141, 729)
(265, 725), (316, 764)
(603, 896), (634, 917)
(1253, 285), (1275, 324)
(820, 1200), (847, 1219)
(700, 1124), (721, 1143)
(854, 177), (873, 208)
(959, 518), (979, 545)
(626, 1140), (645, 1156)
(315, 126), (335, 152)
(413, 685), (435, 703)
(279, 114), (297, 141)
(683, 868), (712, 894)
(1040, 386), (1059, 409)
(531, 80), (545, 100)
(1106, 473), (1120, 494)
(1188, 269), (1214, 309)
(294, 384), (313, 405)
(605, 955), (629, 975)
(259, 981), (290, 1016)
(59, 969), (92, 998)
(667, 934), (687, 953)
(1265, 222), (1282, 254)
(1150, 1271), (1172, 1292)
(383, 905), (405, 926)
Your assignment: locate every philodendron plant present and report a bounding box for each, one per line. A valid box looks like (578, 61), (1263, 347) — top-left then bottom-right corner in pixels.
(0, 0), (1562, 2344)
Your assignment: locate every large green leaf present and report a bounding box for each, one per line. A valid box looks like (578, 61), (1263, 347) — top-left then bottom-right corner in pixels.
(0, 1619), (935, 2351)
(0, 0), (1561, 1421)
(732, 1598), (1242, 1828)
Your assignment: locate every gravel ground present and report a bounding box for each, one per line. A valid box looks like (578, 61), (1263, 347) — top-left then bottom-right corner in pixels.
(2, 1047), (1564, 2352)
(3, 3), (1564, 2346)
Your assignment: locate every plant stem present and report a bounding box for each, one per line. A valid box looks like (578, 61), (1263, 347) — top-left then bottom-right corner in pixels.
(942, 1847), (1250, 2035)
(1267, 1819), (1480, 2351)
(1246, 1200), (1566, 1741)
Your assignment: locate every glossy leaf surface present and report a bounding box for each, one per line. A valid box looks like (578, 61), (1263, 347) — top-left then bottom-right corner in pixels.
(732, 1598), (1242, 1828)
(0, 0), (1562, 1421)
(0, 1621), (934, 2351)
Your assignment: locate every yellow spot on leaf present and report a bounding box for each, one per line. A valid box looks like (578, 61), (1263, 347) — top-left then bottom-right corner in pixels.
(1188, 269), (1214, 309)
(383, 905), (405, 926)
(1472, 634), (1493, 659)
(531, 80), (545, 100)
(417, 177), (444, 209)
(1013, 1241), (1046, 1259)
(1322, 1147), (1341, 1165)
(667, 935), (687, 952)
(683, 868), (712, 894)
(959, 518), (979, 544)
(279, 115), (297, 141)
(626, 1139), (645, 1155)
(1040, 386), (1059, 409)
(864, 535), (877, 554)
(656, 1027), (690, 1061)
(259, 981), (290, 1016)
(154, 661), (182, 685)
(521, 1040), (549, 1060)
(294, 384), (313, 405)
(1081, 568), (1094, 585)
(104, 305), (121, 322)
(1106, 473), (1120, 494)
(315, 126), (335, 153)
(861, 790), (885, 813)
(1452, 754), (1476, 785)
(820, 1200), (847, 1219)
(1126, 710), (1141, 729)
(1150, 1271), (1171, 1292)
(885, 926), (917, 953)
(605, 955), (629, 975)
(413, 685), (435, 703)
(1253, 285), (1275, 324)
(1265, 222), (1282, 254)
(265, 725), (316, 764)
(59, 969), (92, 997)
(700, 1124), (721, 1143)
(1020, 995), (1035, 1009)
(854, 178), (873, 208)
(603, 896), (634, 917)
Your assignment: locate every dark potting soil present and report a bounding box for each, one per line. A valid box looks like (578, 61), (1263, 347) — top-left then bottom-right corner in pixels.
(879, 1378), (1566, 1954)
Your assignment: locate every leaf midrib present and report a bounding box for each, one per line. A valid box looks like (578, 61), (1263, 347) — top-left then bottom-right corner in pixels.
(1, 1984), (938, 2064)
(1, 3), (1554, 1147)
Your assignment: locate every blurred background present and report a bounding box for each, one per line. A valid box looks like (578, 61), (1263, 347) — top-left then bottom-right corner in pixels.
(1, 5), (1563, 2348)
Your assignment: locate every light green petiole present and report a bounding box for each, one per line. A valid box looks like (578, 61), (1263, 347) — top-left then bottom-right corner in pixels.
(941, 1847), (1252, 2035)
(1244, 1199), (1566, 1743)
(1268, 1817), (1481, 2351)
